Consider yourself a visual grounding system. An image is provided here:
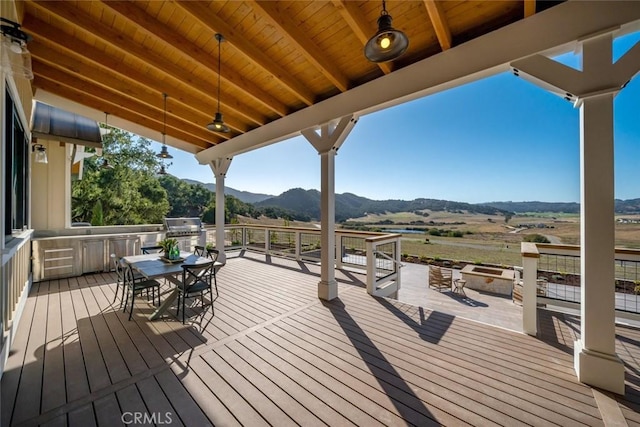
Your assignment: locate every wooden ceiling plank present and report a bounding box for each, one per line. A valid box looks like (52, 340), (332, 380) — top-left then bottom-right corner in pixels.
(524, 0), (536, 18)
(32, 58), (226, 144)
(173, 0), (316, 106)
(101, 1), (288, 117)
(33, 75), (214, 150)
(29, 0), (266, 127)
(23, 16), (250, 134)
(251, 0), (350, 92)
(330, 0), (392, 75)
(423, 0), (453, 51)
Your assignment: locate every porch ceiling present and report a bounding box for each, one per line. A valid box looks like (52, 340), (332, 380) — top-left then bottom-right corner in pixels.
(18, 0), (550, 155)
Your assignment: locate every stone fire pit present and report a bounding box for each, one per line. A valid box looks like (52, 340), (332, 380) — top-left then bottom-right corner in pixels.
(460, 265), (515, 296)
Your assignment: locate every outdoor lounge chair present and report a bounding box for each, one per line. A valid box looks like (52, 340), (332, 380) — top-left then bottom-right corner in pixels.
(429, 266), (453, 292)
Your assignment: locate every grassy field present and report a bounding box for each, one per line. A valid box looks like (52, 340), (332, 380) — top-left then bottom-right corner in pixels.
(236, 211), (640, 267)
(346, 210), (640, 266)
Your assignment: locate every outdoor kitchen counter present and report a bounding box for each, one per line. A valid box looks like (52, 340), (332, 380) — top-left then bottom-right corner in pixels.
(32, 227), (168, 282)
(32, 224), (165, 239)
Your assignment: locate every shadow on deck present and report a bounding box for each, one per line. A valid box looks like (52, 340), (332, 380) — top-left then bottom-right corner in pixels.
(2, 252), (639, 426)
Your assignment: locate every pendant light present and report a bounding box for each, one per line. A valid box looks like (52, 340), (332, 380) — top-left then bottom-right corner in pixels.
(364, 0), (409, 63)
(100, 158), (114, 170)
(157, 93), (173, 159)
(100, 111), (112, 137)
(158, 163), (167, 175)
(206, 33), (230, 133)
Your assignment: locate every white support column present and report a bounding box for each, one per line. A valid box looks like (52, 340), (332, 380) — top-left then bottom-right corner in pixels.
(319, 149), (337, 300)
(575, 35), (623, 395)
(302, 115), (358, 300)
(512, 32), (640, 395)
(209, 157), (233, 264)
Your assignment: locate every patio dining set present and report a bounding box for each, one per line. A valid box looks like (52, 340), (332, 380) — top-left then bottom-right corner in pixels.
(111, 245), (223, 323)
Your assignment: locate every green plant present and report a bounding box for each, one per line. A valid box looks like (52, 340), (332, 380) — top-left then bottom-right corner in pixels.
(635, 284), (640, 295)
(157, 238), (178, 254)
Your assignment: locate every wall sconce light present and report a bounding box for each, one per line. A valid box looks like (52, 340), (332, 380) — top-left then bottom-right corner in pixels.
(32, 143), (47, 164)
(0, 17), (33, 79)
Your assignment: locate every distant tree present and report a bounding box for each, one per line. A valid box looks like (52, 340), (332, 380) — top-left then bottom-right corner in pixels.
(72, 127), (169, 225)
(504, 212), (513, 224)
(523, 234), (550, 243)
(91, 200), (104, 226)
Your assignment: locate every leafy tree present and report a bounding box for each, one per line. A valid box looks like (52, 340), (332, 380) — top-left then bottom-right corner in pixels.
(504, 212), (513, 224)
(523, 234), (550, 243)
(159, 175), (212, 217)
(91, 200), (104, 226)
(202, 193), (258, 224)
(72, 127), (170, 225)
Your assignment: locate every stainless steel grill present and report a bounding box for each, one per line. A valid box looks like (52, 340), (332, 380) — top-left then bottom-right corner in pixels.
(164, 217), (203, 237)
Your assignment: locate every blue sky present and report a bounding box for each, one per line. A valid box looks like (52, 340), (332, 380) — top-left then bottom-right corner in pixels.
(153, 32), (640, 204)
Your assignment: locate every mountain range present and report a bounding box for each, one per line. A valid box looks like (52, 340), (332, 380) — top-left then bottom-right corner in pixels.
(182, 179), (273, 203)
(183, 178), (640, 220)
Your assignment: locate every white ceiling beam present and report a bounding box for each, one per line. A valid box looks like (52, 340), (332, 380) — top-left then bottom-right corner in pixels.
(194, 1), (640, 163)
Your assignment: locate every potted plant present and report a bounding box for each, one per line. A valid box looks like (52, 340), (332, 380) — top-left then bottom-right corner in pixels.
(158, 238), (179, 259)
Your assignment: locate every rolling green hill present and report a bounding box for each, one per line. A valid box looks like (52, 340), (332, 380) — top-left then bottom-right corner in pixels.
(255, 188), (510, 222)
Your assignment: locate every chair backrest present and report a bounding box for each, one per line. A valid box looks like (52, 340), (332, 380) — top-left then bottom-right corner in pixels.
(111, 253), (124, 279)
(206, 248), (219, 262)
(429, 266), (443, 282)
(181, 261), (214, 290)
(141, 245), (163, 254)
(429, 266), (452, 285)
(193, 245), (205, 257)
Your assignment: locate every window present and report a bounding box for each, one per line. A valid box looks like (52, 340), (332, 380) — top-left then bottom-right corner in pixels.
(4, 88), (29, 239)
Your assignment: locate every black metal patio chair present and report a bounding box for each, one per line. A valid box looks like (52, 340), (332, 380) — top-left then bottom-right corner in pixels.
(122, 262), (161, 321)
(176, 261), (215, 324)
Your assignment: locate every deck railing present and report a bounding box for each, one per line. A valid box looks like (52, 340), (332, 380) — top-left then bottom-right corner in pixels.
(1, 230), (33, 374)
(521, 242), (640, 335)
(206, 224), (402, 296)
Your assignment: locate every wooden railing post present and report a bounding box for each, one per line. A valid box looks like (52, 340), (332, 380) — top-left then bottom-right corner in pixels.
(366, 239), (375, 295)
(521, 242), (540, 336)
(335, 233), (344, 270)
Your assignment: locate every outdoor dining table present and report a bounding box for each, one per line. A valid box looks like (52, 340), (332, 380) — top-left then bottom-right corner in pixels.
(122, 251), (221, 321)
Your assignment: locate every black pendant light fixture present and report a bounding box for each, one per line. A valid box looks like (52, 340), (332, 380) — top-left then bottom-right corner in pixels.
(157, 93), (173, 159)
(206, 33), (230, 133)
(364, 0), (409, 63)
(158, 163), (167, 175)
(100, 158), (114, 170)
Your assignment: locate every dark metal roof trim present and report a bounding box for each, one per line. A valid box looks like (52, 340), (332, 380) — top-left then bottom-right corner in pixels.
(31, 102), (103, 148)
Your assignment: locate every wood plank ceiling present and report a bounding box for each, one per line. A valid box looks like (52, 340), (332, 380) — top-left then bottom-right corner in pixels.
(17, 0), (559, 154)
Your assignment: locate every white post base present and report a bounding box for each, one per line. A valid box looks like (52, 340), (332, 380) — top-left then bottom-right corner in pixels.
(574, 339), (625, 395)
(318, 280), (338, 301)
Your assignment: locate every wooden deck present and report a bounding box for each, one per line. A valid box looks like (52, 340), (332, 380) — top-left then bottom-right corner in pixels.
(2, 253), (640, 426)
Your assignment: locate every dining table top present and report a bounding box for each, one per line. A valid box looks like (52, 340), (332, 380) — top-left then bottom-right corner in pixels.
(122, 251), (219, 279)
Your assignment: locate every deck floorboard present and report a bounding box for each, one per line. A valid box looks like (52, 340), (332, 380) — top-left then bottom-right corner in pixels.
(2, 253), (640, 426)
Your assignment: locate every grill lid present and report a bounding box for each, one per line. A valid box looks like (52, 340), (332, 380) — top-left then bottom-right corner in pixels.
(164, 217), (203, 235)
